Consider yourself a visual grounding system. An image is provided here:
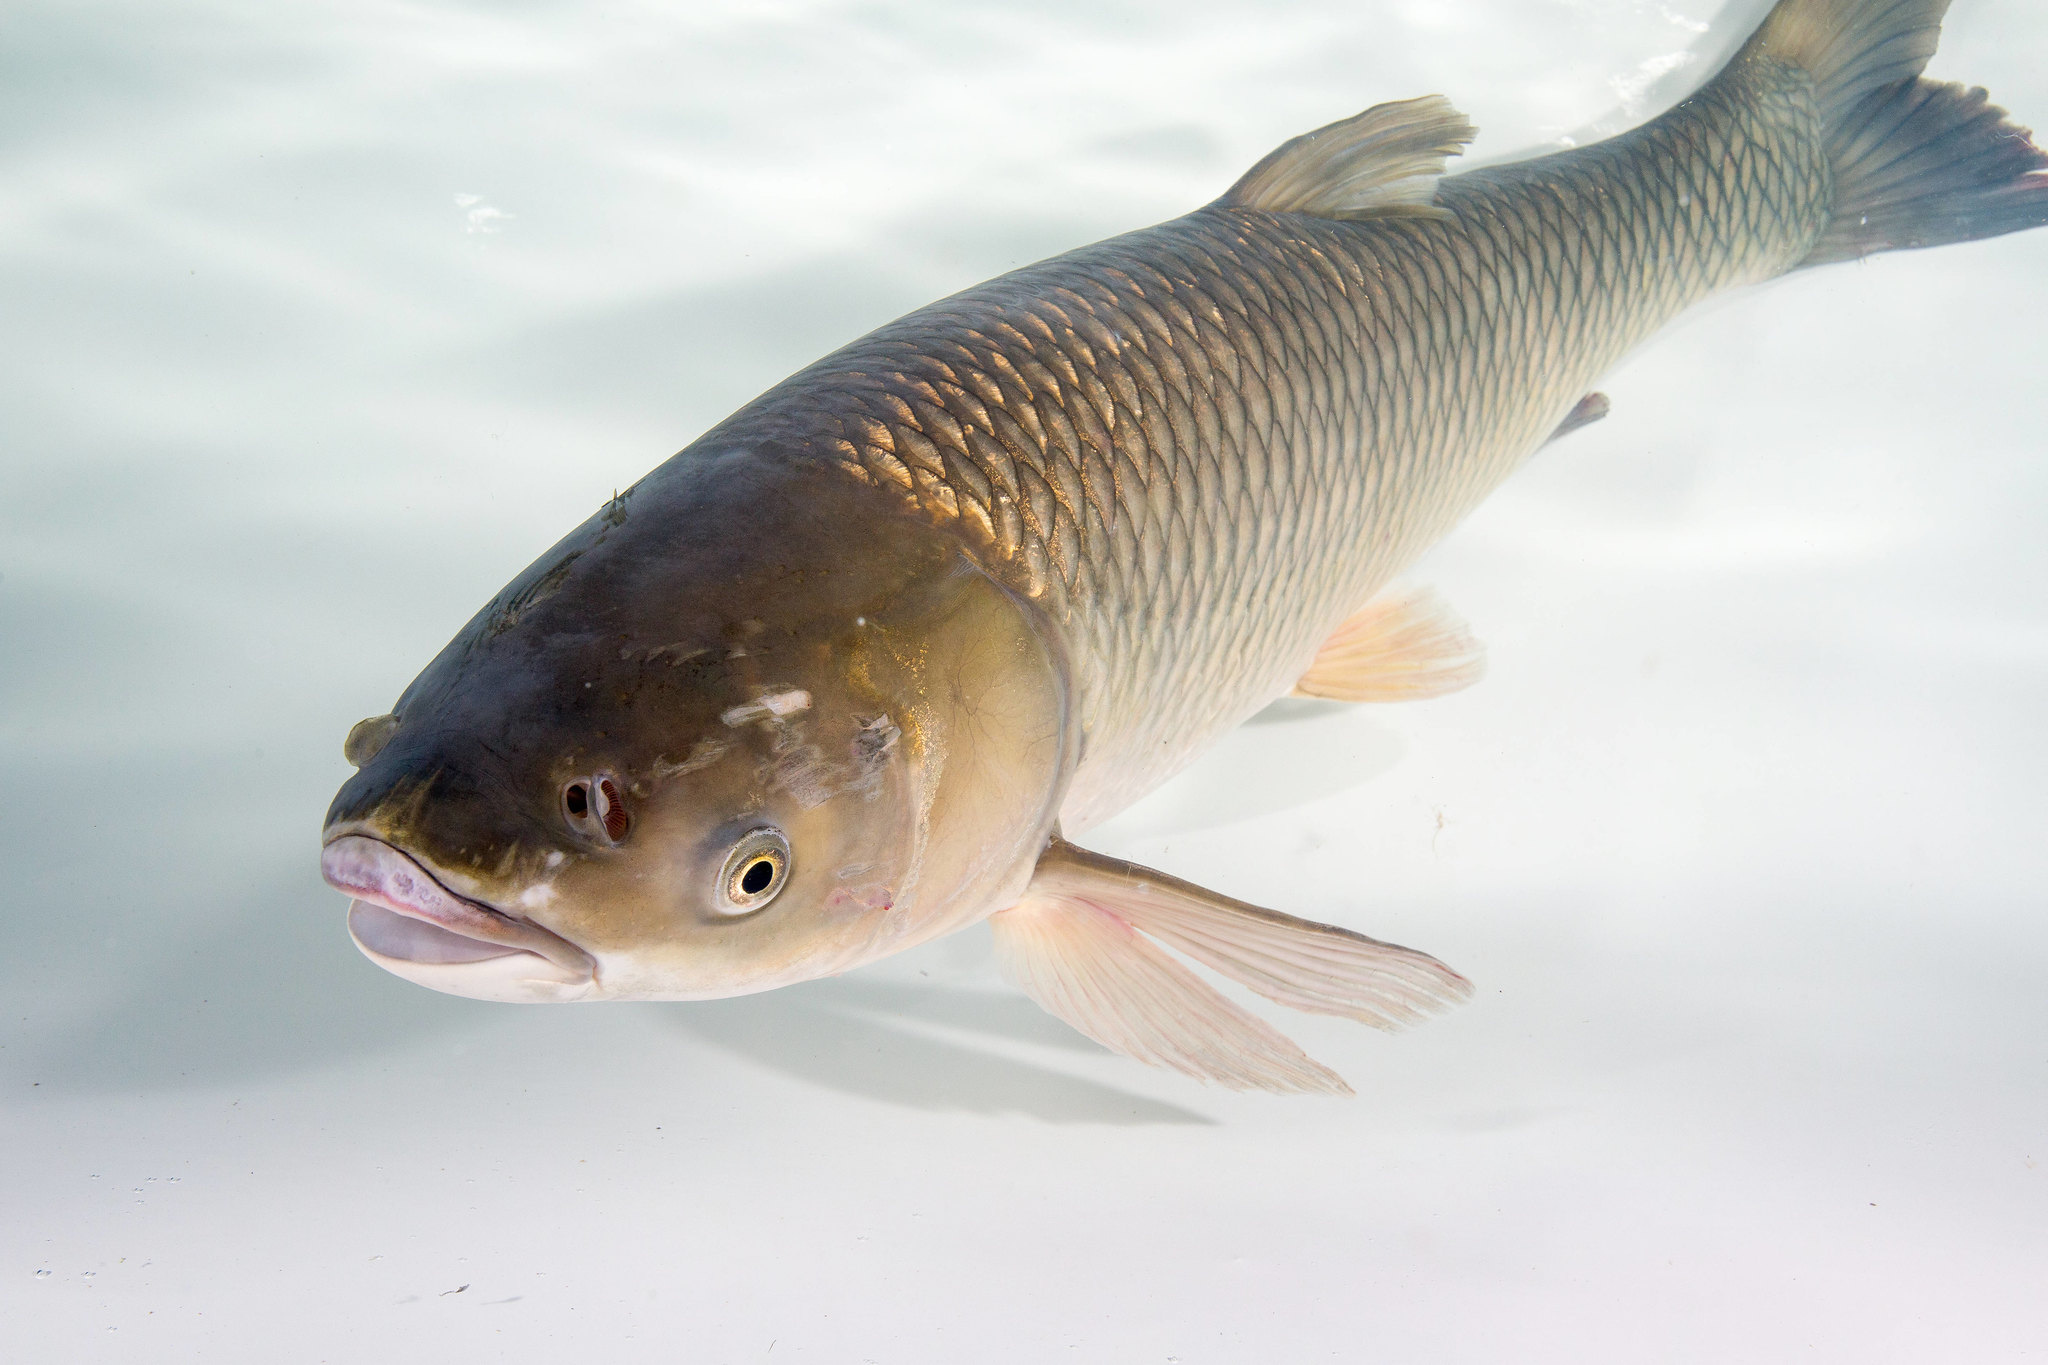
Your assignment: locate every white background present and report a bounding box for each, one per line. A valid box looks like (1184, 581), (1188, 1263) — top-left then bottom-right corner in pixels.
(3, 1), (2044, 1360)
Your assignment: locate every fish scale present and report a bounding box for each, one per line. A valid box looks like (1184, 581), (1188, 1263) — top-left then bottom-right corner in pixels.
(325, 0), (2048, 1084)
(720, 57), (1827, 828)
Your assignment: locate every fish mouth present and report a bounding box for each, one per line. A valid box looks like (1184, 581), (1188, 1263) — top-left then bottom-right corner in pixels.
(320, 834), (595, 1003)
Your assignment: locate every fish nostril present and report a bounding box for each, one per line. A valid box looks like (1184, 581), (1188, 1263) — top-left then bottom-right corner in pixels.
(598, 777), (629, 841)
(344, 713), (399, 768)
(562, 776), (628, 843)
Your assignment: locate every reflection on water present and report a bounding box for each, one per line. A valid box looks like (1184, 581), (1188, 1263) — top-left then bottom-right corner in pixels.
(4, 0), (2042, 1107)
(24, 859), (474, 1095)
(31, 843), (1208, 1125)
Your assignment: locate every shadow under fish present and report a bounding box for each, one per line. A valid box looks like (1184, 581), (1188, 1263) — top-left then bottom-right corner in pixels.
(669, 976), (1216, 1125)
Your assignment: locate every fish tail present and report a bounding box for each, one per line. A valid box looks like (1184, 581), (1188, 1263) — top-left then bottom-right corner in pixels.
(1745, 0), (2048, 266)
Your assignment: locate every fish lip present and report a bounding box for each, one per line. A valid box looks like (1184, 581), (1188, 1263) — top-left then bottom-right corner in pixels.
(319, 833), (595, 981)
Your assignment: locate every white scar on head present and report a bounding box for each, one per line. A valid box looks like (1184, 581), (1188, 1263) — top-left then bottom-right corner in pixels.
(721, 689), (812, 726)
(518, 882), (559, 909)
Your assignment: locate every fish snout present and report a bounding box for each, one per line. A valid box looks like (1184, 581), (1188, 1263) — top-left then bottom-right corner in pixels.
(320, 834), (595, 1002)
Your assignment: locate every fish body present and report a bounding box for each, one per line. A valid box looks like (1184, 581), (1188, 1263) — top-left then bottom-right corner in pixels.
(737, 60), (1823, 828)
(323, 0), (2048, 1092)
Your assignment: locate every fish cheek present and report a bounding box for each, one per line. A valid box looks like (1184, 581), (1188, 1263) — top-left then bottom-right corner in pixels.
(535, 849), (690, 963)
(855, 562), (1074, 944)
(697, 749), (922, 987)
(794, 754), (917, 927)
(537, 750), (881, 994)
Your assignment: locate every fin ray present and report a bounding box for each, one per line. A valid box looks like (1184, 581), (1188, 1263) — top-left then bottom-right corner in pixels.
(1802, 78), (2048, 265)
(990, 891), (1352, 1095)
(1291, 585), (1485, 703)
(1749, 0), (1943, 111)
(1032, 842), (1472, 1031)
(1545, 392), (1610, 445)
(1222, 94), (1476, 221)
(1744, 0), (2048, 264)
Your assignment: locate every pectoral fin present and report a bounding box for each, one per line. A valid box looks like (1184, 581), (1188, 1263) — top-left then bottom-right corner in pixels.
(991, 888), (1351, 1095)
(1291, 585), (1485, 702)
(988, 840), (1471, 1095)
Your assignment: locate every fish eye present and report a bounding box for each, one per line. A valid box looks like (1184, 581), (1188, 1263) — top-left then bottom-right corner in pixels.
(717, 827), (790, 915)
(562, 775), (629, 844)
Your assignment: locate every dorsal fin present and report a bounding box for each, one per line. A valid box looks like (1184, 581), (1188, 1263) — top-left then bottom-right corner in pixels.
(1222, 94), (1476, 220)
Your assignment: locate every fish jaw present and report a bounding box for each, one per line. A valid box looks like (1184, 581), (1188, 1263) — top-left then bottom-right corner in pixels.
(320, 834), (596, 1003)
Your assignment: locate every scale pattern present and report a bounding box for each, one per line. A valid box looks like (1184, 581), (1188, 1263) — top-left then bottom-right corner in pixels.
(712, 54), (1832, 828)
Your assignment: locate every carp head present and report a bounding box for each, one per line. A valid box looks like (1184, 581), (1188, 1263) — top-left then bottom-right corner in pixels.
(321, 446), (1071, 1002)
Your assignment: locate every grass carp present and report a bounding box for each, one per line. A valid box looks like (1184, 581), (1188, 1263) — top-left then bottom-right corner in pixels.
(322, 0), (2048, 1093)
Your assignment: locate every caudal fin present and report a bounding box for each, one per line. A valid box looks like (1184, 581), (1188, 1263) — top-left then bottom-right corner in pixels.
(1748, 0), (2048, 265)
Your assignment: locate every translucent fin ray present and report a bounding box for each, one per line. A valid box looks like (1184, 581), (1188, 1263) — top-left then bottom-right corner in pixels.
(1030, 841), (1473, 1031)
(1222, 94), (1476, 221)
(1743, 0), (2048, 265)
(990, 890), (1352, 1095)
(1291, 585), (1485, 703)
(1803, 78), (2048, 265)
(1749, 0), (1946, 111)
(1545, 392), (1611, 445)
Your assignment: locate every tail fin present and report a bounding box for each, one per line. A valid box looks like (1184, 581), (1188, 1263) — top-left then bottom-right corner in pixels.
(1745, 0), (2048, 266)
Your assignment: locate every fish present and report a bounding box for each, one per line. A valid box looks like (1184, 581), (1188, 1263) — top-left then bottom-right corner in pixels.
(322, 0), (2048, 1094)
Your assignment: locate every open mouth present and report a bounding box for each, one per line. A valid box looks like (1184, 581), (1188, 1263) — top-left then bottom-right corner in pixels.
(321, 834), (594, 1002)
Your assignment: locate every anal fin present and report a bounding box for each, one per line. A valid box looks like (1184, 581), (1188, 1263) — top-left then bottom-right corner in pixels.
(1292, 584), (1485, 703)
(1545, 392), (1610, 445)
(989, 841), (1472, 1095)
